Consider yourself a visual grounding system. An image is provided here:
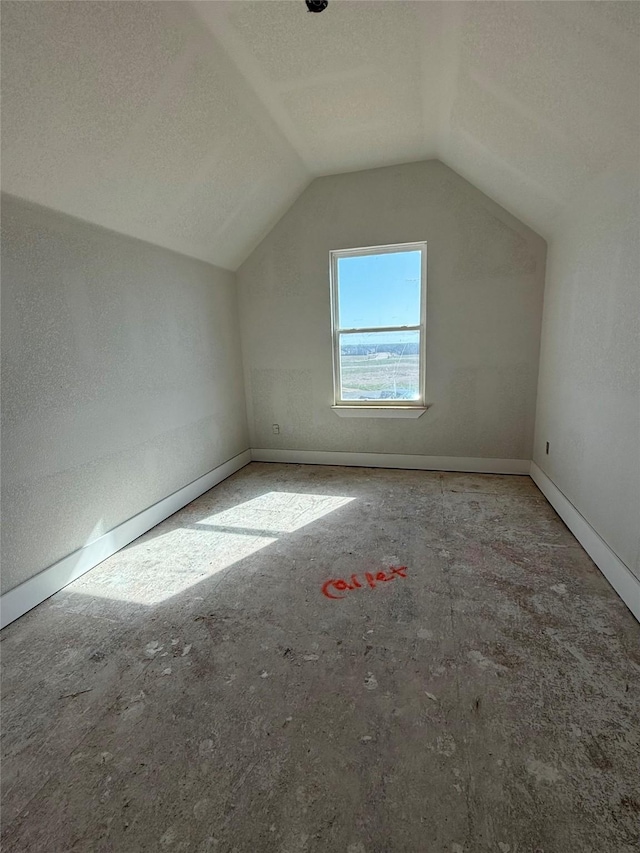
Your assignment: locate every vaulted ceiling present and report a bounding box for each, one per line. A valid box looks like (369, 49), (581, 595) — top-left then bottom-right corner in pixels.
(2, 1), (638, 270)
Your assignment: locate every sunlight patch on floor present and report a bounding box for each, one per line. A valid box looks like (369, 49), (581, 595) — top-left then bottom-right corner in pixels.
(197, 491), (355, 534)
(72, 492), (355, 605)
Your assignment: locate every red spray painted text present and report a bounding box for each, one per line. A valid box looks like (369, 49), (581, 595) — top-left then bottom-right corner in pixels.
(322, 566), (408, 600)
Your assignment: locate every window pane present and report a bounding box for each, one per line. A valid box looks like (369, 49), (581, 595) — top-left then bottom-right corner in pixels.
(339, 331), (420, 402)
(337, 250), (421, 329)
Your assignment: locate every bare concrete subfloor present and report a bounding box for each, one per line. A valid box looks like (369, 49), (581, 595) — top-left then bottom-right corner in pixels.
(2, 463), (639, 853)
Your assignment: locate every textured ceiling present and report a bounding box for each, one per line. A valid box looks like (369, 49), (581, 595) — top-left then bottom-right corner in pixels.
(2, 1), (638, 270)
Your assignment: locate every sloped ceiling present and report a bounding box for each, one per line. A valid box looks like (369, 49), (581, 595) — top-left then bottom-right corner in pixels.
(2, 1), (638, 270)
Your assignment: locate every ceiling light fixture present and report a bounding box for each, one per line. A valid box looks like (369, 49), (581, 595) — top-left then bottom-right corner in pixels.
(305, 0), (329, 12)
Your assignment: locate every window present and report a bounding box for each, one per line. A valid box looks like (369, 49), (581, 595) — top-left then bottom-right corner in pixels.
(330, 242), (427, 415)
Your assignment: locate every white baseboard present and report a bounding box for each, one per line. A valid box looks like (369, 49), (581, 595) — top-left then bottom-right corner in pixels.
(530, 462), (640, 623)
(0, 450), (252, 629)
(251, 448), (531, 475)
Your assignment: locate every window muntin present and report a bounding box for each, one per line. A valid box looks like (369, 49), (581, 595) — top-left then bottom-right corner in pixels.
(330, 243), (426, 407)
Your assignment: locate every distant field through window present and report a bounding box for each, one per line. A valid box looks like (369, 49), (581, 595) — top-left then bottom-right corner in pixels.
(330, 242), (427, 407)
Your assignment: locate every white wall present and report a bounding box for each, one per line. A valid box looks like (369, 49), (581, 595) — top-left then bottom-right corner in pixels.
(238, 160), (546, 460)
(533, 155), (640, 582)
(1, 195), (249, 595)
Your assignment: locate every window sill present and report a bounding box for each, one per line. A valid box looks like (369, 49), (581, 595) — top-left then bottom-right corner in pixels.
(331, 405), (429, 419)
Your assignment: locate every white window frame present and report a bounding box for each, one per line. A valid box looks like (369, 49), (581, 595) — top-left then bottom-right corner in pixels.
(329, 241), (428, 416)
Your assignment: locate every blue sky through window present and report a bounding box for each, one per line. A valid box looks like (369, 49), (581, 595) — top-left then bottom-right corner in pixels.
(337, 250), (421, 343)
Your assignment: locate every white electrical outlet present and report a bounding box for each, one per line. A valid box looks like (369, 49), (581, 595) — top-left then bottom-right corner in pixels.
(272, 424), (280, 435)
